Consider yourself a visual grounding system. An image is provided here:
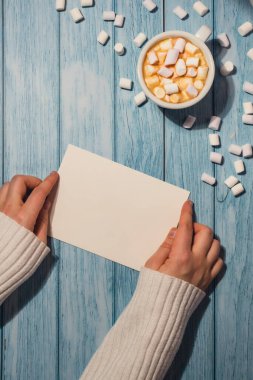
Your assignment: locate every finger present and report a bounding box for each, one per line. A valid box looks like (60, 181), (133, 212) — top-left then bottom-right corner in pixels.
(20, 171), (59, 230)
(193, 224), (214, 254)
(34, 199), (51, 244)
(172, 200), (193, 252)
(206, 239), (220, 266)
(145, 228), (177, 270)
(211, 257), (224, 279)
(0, 182), (10, 211)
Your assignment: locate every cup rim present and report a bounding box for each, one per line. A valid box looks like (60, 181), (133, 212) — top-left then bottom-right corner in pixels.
(137, 30), (215, 110)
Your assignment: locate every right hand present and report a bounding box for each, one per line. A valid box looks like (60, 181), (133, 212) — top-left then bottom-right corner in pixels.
(145, 200), (224, 291)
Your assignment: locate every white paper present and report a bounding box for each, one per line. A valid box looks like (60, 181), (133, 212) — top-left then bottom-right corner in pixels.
(49, 144), (189, 271)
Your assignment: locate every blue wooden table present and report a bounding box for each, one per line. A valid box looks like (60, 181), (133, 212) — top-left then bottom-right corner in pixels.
(0, 0), (253, 379)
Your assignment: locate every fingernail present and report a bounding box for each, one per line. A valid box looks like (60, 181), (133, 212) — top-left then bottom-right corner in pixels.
(169, 229), (177, 238)
(44, 199), (51, 211)
(50, 171), (58, 176)
(188, 200), (193, 206)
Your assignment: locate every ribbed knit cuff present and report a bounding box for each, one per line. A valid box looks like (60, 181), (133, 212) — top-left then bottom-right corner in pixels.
(81, 267), (206, 380)
(0, 212), (50, 305)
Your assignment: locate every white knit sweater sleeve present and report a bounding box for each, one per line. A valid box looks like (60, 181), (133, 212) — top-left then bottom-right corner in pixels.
(0, 212), (50, 305)
(80, 267), (206, 380)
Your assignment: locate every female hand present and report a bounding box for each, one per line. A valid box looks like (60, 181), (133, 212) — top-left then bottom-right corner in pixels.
(145, 200), (224, 291)
(0, 172), (59, 244)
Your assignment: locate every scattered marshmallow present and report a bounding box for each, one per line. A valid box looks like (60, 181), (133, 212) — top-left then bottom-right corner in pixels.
(242, 143), (253, 158)
(80, 0), (93, 6)
(186, 84), (198, 98)
(97, 30), (109, 45)
(228, 144), (242, 156)
(201, 172), (216, 186)
(134, 33), (147, 47)
(119, 78), (132, 90)
(243, 102), (253, 114)
(103, 11), (115, 21)
(238, 21), (253, 36)
(134, 91), (147, 106)
(164, 49), (180, 66)
(114, 43), (125, 55)
(220, 61), (234, 76)
(193, 1), (209, 17)
(195, 25), (212, 42)
(247, 48), (253, 60)
(143, 0), (157, 12)
(242, 114), (253, 125)
(175, 59), (187, 76)
(183, 115), (196, 129)
(173, 6), (188, 20)
(234, 160), (245, 174)
(208, 116), (221, 131)
(243, 81), (253, 95)
(186, 57), (200, 67)
(174, 38), (186, 53)
(224, 176), (239, 188)
(114, 15), (125, 28)
(165, 83), (179, 95)
(217, 33), (230, 48)
(157, 67), (173, 78)
(210, 152), (223, 164)
(70, 8), (84, 22)
(231, 183), (244, 196)
(56, 0), (66, 11)
(209, 134), (220, 146)
(187, 68), (197, 77)
(148, 51), (159, 65)
(185, 42), (199, 54)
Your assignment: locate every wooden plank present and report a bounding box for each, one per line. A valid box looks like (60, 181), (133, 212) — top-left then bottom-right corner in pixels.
(214, 1), (253, 379)
(58, 2), (115, 379)
(164, 1), (214, 379)
(2, 1), (59, 379)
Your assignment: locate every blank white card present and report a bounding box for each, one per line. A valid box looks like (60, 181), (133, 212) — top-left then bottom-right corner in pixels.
(49, 144), (189, 271)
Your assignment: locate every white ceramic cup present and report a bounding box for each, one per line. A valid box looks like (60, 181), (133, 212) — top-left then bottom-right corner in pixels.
(137, 31), (215, 109)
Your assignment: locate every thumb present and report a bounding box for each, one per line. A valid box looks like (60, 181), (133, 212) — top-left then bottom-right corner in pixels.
(34, 199), (51, 244)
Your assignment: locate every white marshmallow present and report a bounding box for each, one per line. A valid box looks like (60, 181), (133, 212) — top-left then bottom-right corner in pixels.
(193, 1), (209, 16)
(187, 68), (197, 77)
(210, 152), (223, 164)
(97, 30), (109, 45)
(217, 33), (230, 48)
(145, 65), (157, 75)
(228, 144), (242, 156)
(70, 8), (84, 22)
(220, 61), (234, 76)
(114, 43), (125, 55)
(143, 0), (157, 12)
(186, 57), (200, 67)
(224, 176), (239, 188)
(186, 84), (198, 98)
(157, 67), (173, 78)
(164, 49), (179, 66)
(174, 38), (186, 53)
(243, 102), (253, 114)
(247, 48), (253, 60)
(231, 183), (244, 196)
(134, 33), (147, 48)
(194, 80), (204, 90)
(103, 11), (115, 21)
(119, 78), (132, 90)
(153, 87), (166, 99)
(209, 134), (220, 146)
(238, 21), (253, 36)
(148, 51), (159, 65)
(134, 91), (147, 106)
(114, 15), (125, 28)
(164, 83), (179, 95)
(243, 81), (253, 95)
(183, 115), (196, 129)
(175, 59), (186, 76)
(185, 42), (199, 54)
(208, 116), (221, 131)
(242, 143), (253, 158)
(197, 66), (209, 79)
(160, 39), (173, 50)
(242, 114), (253, 125)
(234, 160), (245, 174)
(201, 173), (216, 186)
(195, 25), (212, 42)
(80, 0), (93, 6)
(56, 0), (66, 11)
(173, 6), (188, 20)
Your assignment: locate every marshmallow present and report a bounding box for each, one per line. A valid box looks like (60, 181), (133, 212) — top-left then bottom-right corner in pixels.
(210, 152), (223, 164)
(185, 42), (199, 54)
(231, 183), (244, 196)
(114, 15), (125, 28)
(209, 134), (220, 146)
(114, 43), (125, 55)
(234, 160), (245, 174)
(197, 66), (209, 79)
(56, 0), (66, 11)
(186, 84), (198, 98)
(145, 65), (157, 76)
(224, 176), (239, 188)
(164, 49), (179, 66)
(194, 80), (204, 90)
(187, 68), (197, 77)
(119, 78), (132, 90)
(228, 144), (242, 156)
(134, 91), (147, 106)
(97, 30), (109, 45)
(201, 173), (216, 186)
(193, 1), (209, 16)
(134, 33), (147, 48)
(243, 102), (253, 114)
(175, 59), (187, 76)
(164, 83), (179, 95)
(143, 0), (157, 12)
(243, 81), (253, 95)
(242, 114), (253, 125)
(103, 11), (115, 21)
(183, 115), (196, 129)
(148, 51), (159, 65)
(238, 21), (253, 36)
(242, 143), (253, 158)
(80, 0), (93, 6)
(157, 67), (173, 78)
(153, 86), (166, 99)
(70, 8), (84, 22)
(174, 38), (186, 53)
(195, 25), (212, 42)
(220, 61), (234, 76)
(247, 48), (253, 60)
(186, 57), (200, 67)
(208, 116), (221, 130)
(217, 33), (230, 48)
(160, 39), (173, 50)
(173, 6), (188, 19)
